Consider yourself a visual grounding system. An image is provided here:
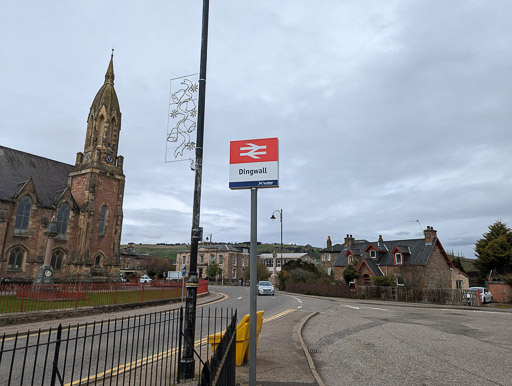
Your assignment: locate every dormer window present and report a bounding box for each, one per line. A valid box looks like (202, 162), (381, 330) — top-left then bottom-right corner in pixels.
(370, 250), (376, 258)
(348, 255), (353, 264)
(395, 253), (403, 265)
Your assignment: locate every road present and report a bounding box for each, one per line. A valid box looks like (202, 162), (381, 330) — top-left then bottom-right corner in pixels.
(213, 285), (512, 385)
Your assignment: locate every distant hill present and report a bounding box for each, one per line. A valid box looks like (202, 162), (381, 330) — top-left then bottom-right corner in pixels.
(122, 242), (322, 260)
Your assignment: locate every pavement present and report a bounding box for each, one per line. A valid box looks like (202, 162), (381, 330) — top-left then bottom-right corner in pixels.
(2, 290), (511, 385)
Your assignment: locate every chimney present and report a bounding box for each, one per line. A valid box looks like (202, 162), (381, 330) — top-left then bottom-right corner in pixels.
(378, 235), (383, 247)
(327, 236), (332, 249)
(344, 234), (355, 247)
(424, 226), (437, 244)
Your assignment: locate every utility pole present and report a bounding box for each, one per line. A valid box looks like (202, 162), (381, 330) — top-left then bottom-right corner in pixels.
(180, 0), (209, 379)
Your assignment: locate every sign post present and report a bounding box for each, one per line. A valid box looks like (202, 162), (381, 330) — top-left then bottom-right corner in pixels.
(230, 137), (279, 385)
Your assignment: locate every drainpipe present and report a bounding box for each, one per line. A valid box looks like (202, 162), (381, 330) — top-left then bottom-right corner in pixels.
(1, 202), (14, 262)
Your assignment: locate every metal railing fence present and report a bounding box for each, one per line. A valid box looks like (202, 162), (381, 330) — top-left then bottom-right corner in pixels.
(0, 280), (208, 314)
(0, 305), (234, 385)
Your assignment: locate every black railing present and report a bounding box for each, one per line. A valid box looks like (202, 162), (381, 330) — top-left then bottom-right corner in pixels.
(0, 306), (235, 385)
(200, 311), (237, 386)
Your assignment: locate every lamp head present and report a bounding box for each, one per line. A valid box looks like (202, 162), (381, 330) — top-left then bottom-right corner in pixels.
(270, 214), (276, 220)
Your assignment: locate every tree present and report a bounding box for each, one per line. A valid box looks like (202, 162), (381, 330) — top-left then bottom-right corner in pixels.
(206, 262), (222, 280)
(243, 261), (270, 282)
(451, 256), (466, 274)
(342, 264), (360, 284)
(140, 256), (173, 278)
(475, 220), (512, 278)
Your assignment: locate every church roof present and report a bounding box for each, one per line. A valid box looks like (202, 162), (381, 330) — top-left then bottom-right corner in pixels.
(0, 146), (73, 208)
(90, 55), (120, 116)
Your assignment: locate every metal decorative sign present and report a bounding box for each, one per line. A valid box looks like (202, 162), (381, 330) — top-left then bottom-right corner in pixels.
(166, 74), (199, 164)
(229, 137), (279, 189)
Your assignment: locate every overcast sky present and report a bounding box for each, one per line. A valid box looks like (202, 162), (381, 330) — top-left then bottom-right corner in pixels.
(2, 1), (511, 258)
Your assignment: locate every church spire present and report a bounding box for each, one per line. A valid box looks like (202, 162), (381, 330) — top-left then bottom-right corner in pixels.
(105, 50), (115, 85)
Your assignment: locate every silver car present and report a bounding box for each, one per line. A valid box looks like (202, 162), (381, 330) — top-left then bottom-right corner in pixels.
(467, 287), (493, 304)
(257, 281), (275, 296)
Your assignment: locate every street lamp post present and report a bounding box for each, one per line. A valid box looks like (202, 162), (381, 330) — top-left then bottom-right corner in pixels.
(270, 209), (283, 271)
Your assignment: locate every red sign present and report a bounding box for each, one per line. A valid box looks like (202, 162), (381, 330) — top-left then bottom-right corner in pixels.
(230, 138), (279, 164)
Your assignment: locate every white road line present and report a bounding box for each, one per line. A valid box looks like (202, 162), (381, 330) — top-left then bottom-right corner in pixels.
(345, 305), (360, 310)
(237, 296), (242, 300)
(369, 307), (389, 311)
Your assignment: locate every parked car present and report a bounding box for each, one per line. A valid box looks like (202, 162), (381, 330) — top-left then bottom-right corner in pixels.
(257, 281), (275, 296)
(139, 275), (152, 284)
(466, 287), (493, 304)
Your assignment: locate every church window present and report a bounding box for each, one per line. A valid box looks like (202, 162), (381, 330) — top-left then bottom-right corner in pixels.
(7, 247), (25, 270)
(99, 205), (107, 235)
(14, 195), (32, 234)
(56, 203), (70, 238)
(95, 255), (102, 266)
(51, 249), (65, 270)
(98, 116), (105, 145)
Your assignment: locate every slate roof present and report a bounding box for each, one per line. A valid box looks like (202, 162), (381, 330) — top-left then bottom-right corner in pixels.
(177, 244), (246, 253)
(333, 238), (437, 268)
(320, 243), (345, 253)
(0, 146), (73, 208)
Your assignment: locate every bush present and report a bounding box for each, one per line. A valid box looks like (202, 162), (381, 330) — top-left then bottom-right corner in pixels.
(372, 275), (395, 287)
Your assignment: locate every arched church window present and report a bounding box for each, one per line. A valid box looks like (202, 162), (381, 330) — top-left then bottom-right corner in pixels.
(99, 205), (107, 235)
(95, 255), (102, 266)
(51, 249), (65, 270)
(56, 203), (70, 238)
(7, 246), (25, 270)
(98, 116), (105, 145)
(14, 195), (32, 234)
(106, 118), (115, 148)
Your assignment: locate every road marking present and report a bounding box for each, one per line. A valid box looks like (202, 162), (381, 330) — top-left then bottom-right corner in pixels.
(345, 305), (360, 310)
(298, 306), (303, 309)
(237, 296), (242, 300)
(369, 307), (389, 311)
(263, 309), (295, 323)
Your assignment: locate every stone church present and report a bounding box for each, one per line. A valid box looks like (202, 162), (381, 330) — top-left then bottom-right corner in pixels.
(0, 56), (125, 283)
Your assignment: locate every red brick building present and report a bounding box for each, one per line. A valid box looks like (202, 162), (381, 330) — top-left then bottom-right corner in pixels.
(0, 56), (125, 282)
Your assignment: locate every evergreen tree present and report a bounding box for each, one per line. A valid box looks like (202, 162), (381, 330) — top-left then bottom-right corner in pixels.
(474, 220), (512, 277)
(342, 264), (360, 284)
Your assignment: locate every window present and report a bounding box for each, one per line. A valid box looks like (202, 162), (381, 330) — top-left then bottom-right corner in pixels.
(397, 277), (406, 287)
(277, 260), (281, 267)
(395, 253), (403, 265)
(51, 249), (65, 270)
(182, 255), (186, 266)
(95, 255), (102, 266)
(370, 250), (376, 258)
(327, 267), (332, 275)
(232, 269), (237, 279)
(210, 254), (215, 262)
(14, 195), (32, 234)
(348, 255), (353, 264)
(200, 255), (204, 264)
(56, 203), (70, 238)
(98, 205), (107, 235)
(219, 255), (223, 264)
(233, 255), (237, 266)
(456, 280), (463, 289)
(327, 253), (331, 261)
(8, 247), (25, 270)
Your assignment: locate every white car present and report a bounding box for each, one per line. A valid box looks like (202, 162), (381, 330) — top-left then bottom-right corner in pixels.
(257, 281), (275, 296)
(140, 275), (152, 284)
(467, 287), (493, 304)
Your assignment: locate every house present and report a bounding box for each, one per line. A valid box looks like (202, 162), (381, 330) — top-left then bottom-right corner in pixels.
(320, 235), (368, 276)
(176, 244), (249, 282)
(0, 55), (125, 282)
(327, 227), (469, 289)
(259, 252), (316, 273)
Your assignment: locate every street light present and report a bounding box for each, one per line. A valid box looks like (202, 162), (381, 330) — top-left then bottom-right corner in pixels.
(270, 209), (283, 271)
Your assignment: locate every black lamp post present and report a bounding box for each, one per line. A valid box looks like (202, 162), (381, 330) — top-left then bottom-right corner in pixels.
(270, 209), (283, 271)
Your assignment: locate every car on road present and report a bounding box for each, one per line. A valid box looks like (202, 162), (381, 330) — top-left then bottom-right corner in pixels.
(466, 287), (493, 304)
(257, 281), (275, 296)
(139, 275), (152, 284)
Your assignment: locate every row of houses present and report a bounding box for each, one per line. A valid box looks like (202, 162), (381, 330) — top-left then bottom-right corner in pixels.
(320, 226), (469, 289)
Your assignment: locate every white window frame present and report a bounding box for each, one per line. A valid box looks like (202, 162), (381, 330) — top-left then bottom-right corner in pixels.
(395, 253), (403, 265)
(327, 253), (331, 261)
(348, 255), (353, 264)
(370, 250), (376, 258)
(233, 255), (237, 266)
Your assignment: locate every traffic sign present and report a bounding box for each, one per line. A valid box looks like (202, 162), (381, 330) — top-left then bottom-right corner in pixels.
(182, 266), (187, 275)
(229, 137), (279, 189)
